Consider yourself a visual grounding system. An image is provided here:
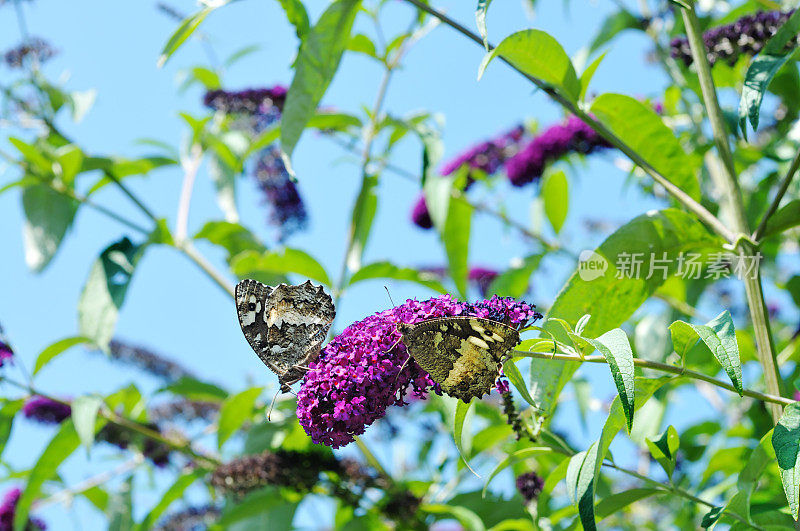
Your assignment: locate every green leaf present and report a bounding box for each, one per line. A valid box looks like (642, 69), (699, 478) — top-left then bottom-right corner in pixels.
(0, 400), (23, 461)
(645, 425), (679, 479)
(230, 248), (331, 286)
(160, 377), (228, 402)
(276, 0), (310, 40)
(443, 195), (473, 299)
(348, 34), (377, 58)
(137, 471), (201, 530)
(479, 29), (580, 102)
(55, 145), (84, 185)
(33, 336), (91, 375)
(773, 402), (800, 519)
(345, 175), (378, 274)
(583, 329), (636, 432)
(566, 444), (597, 530)
(590, 94), (701, 200)
(482, 446), (554, 496)
(589, 9), (643, 52)
(348, 261), (448, 294)
(422, 504), (486, 531)
(670, 310), (743, 395)
(541, 170), (568, 234)
(595, 488), (660, 520)
(194, 221), (266, 262)
(21, 184), (78, 272)
(476, 0), (493, 49)
(72, 395), (103, 451)
(739, 52), (794, 138)
(454, 398), (478, 476)
(280, 0), (361, 168)
(207, 154), (239, 223)
(486, 254), (541, 298)
(14, 420), (81, 531)
(78, 238), (142, 350)
(158, 6), (215, 67)
(502, 359), (537, 408)
(218, 387), (264, 449)
(579, 51), (607, 102)
(763, 199), (800, 239)
(534, 209), (722, 418)
(215, 487), (297, 528)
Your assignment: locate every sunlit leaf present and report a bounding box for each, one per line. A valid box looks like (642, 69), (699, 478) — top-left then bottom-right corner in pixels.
(21, 184), (78, 272)
(218, 387), (263, 449)
(583, 329), (636, 432)
(773, 402), (800, 519)
(34, 336), (91, 375)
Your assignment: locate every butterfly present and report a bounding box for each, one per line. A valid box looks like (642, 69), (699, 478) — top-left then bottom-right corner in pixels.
(398, 317), (521, 403)
(235, 279), (335, 392)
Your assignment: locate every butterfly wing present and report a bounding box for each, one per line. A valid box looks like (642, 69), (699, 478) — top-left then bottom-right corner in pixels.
(401, 317), (520, 402)
(235, 279), (335, 386)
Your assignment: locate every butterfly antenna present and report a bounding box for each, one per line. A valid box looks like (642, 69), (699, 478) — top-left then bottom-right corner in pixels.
(384, 286), (396, 308)
(391, 354), (412, 395)
(267, 389), (280, 422)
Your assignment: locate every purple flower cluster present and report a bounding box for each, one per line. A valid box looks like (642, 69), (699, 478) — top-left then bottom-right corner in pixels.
(97, 422), (171, 467)
(0, 488), (45, 531)
(154, 505), (220, 531)
(106, 339), (196, 382)
(210, 450), (340, 495)
(515, 471), (544, 503)
(411, 125), (526, 229)
(505, 115), (611, 187)
(671, 10), (797, 67)
(3, 37), (56, 69)
(203, 87), (308, 240)
(252, 146), (308, 241)
(296, 295), (540, 448)
(203, 86), (287, 115)
(22, 396), (71, 425)
(0, 325), (12, 368)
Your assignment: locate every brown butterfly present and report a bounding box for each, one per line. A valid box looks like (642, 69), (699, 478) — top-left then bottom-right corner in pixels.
(398, 317), (520, 403)
(235, 279), (335, 391)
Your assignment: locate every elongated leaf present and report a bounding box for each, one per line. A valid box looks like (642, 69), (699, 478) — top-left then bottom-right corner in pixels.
(230, 248), (331, 286)
(534, 209), (722, 418)
(454, 399), (478, 476)
(443, 196), (472, 299)
(579, 52), (607, 102)
(158, 6), (215, 67)
(161, 377), (228, 402)
(21, 184), (78, 272)
(486, 254), (541, 298)
(583, 329), (636, 432)
(773, 402), (800, 519)
(78, 238), (142, 350)
(591, 94), (701, 200)
(476, 0), (493, 49)
(281, 0), (361, 167)
(502, 359), (537, 408)
(72, 395), (102, 451)
(595, 488), (660, 519)
(646, 425), (679, 479)
(0, 400), (23, 461)
(208, 154), (239, 223)
(218, 387), (263, 449)
(34, 336), (91, 375)
(15, 420), (81, 531)
(216, 487), (296, 527)
(541, 170), (568, 234)
(670, 311), (742, 395)
(566, 445), (597, 530)
(422, 504), (486, 531)
(482, 447), (553, 496)
(137, 471), (200, 530)
(763, 199), (800, 239)
(194, 221), (266, 262)
(276, 0), (310, 40)
(348, 261), (448, 294)
(345, 175), (378, 273)
(479, 29), (580, 102)
(590, 9), (643, 52)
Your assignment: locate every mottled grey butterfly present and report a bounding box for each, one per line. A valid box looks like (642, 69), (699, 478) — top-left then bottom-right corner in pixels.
(398, 317), (520, 403)
(235, 279), (335, 392)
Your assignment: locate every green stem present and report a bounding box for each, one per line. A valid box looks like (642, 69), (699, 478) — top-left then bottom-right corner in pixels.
(176, 241), (236, 299)
(753, 146), (800, 241)
(680, 5), (784, 420)
(353, 435), (389, 477)
(400, 0), (736, 243)
(103, 170), (160, 225)
(512, 350), (793, 407)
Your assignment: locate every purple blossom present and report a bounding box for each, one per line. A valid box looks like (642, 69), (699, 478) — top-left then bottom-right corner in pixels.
(411, 125), (526, 229)
(468, 267), (499, 296)
(0, 326), (12, 368)
(0, 488), (46, 531)
(671, 10), (797, 67)
(296, 295), (541, 447)
(3, 37), (57, 69)
(203, 86), (288, 115)
(22, 396), (71, 425)
(506, 115), (611, 187)
(253, 146), (308, 241)
(515, 471), (544, 503)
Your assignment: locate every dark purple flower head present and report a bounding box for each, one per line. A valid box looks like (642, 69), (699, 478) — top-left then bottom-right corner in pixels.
(253, 146), (308, 240)
(410, 195), (433, 229)
(296, 295), (541, 447)
(210, 450), (339, 495)
(97, 422), (171, 467)
(440, 124), (526, 178)
(506, 115), (610, 187)
(3, 37), (57, 69)
(0, 488), (46, 531)
(107, 339), (196, 382)
(0, 324), (13, 368)
(203, 86), (288, 115)
(22, 396), (71, 425)
(154, 505), (220, 531)
(468, 267), (499, 296)
(671, 10), (796, 67)
(516, 471), (544, 503)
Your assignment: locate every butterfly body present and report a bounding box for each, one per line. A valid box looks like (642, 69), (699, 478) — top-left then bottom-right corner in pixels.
(235, 279), (335, 391)
(399, 317), (520, 403)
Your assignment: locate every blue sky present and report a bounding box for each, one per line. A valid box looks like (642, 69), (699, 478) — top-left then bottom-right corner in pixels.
(0, 0), (726, 527)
